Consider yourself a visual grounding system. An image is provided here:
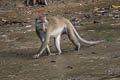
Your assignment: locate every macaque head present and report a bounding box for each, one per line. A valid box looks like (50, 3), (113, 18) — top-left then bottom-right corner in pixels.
(36, 16), (48, 32)
(36, 16), (48, 24)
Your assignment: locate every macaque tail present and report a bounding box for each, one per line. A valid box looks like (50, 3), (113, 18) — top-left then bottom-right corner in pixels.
(71, 25), (104, 44)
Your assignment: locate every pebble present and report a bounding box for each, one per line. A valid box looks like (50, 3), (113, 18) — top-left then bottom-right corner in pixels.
(50, 60), (56, 63)
(67, 66), (73, 69)
(25, 25), (32, 28)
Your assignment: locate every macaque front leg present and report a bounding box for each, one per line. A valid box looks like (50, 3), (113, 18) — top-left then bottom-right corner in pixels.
(46, 45), (51, 56)
(33, 34), (50, 59)
(54, 35), (62, 55)
(44, 0), (47, 5)
(39, 34), (51, 56)
(40, 0), (47, 5)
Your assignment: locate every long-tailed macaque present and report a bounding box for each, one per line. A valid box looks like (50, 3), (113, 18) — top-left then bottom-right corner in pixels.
(26, 0), (47, 6)
(33, 15), (103, 59)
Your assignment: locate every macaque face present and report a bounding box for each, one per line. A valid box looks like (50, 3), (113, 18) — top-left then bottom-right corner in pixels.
(36, 17), (47, 32)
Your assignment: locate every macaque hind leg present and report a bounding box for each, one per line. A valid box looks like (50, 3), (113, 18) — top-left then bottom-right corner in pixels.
(33, 0), (36, 5)
(26, 0), (30, 6)
(67, 29), (80, 51)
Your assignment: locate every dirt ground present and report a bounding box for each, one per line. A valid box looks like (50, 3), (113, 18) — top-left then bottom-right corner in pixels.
(0, 0), (120, 80)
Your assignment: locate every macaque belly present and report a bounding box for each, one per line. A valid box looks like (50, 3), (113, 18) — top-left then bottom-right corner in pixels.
(51, 27), (64, 37)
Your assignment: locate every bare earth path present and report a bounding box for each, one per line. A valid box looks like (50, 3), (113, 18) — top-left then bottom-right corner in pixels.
(0, 0), (120, 80)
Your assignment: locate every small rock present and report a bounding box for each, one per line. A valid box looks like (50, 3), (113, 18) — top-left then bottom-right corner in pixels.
(90, 60), (94, 62)
(79, 3), (82, 6)
(72, 18), (79, 22)
(33, 64), (39, 66)
(1, 35), (7, 37)
(93, 20), (99, 24)
(64, 12), (71, 14)
(114, 15), (119, 18)
(2, 18), (7, 22)
(67, 66), (73, 69)
(94, 7), (100, 12)
(24, 29), (32, 33)
(91, 52), (96, 54)
(111, 56), (120, 59)
(26, 25), (32, 28)
(84, 14), (92, 19)
(50, 60), (56, 63)
(8, 74), (16, 78)
(88, 30), (95, 32)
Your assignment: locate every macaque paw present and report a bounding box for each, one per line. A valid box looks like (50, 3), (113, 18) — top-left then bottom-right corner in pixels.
(32, 54), (40, 59)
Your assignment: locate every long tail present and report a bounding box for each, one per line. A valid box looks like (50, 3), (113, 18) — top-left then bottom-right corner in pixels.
(71, 25), (103, 44)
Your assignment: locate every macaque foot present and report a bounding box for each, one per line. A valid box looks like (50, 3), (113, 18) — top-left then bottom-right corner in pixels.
(48, 53), (61, 56)
(75, 44), (80, 51)
(56, 52), (62, 55)
(32, 54), (40, 59)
